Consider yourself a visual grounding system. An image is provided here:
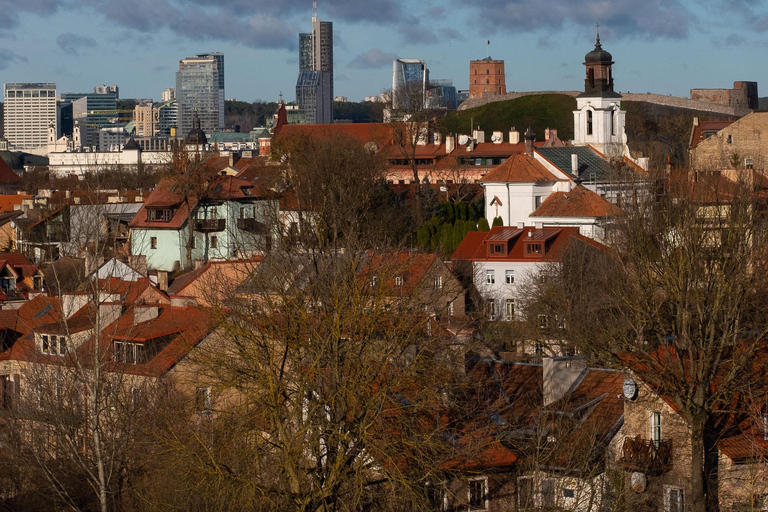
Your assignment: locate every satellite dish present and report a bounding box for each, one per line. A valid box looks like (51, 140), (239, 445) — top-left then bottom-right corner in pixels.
(458, 135), (470, 145)
(623, 377), (638, 401)
(630, 472), (647, 493)
(491, 133), (502, 143)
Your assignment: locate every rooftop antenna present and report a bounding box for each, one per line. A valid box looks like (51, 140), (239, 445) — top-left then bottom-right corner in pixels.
(313, 0), (317, 21)
(595, 22), (600, 43)
(487, 39), (490, 59)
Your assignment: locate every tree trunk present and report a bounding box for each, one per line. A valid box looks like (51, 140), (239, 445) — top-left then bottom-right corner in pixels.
(704, 420), (721, 512)
(689, 413), (707, 512)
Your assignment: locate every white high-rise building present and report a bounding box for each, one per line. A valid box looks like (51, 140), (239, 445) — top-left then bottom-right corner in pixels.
(162, 88), (175, 102)
(4, 83), (58, 150)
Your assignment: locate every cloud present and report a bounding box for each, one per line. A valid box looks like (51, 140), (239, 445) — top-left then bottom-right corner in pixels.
(466, 0), (694, 39)
(348, 48), (398, 69)
(723, 33), (747, 45)
(399, 24), (438, 44)
(438, 27), (464, 41)
(56, 33), (98, 55)
(0, 48), (27, 69)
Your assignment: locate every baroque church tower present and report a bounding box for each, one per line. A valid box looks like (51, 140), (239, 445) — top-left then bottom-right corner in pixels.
(572, 34), (627, 156)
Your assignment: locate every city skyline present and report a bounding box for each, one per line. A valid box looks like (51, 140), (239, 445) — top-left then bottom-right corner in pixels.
(0, 0), (766, 103)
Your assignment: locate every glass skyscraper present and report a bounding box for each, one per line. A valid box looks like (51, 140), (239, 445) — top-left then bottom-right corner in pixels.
(296, 15), (333, 124)
(392, 59), (429, 111)
(176, 52), (225, 136)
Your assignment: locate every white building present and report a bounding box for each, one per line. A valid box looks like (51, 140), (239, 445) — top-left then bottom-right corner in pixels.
(4, 82), (57, 150)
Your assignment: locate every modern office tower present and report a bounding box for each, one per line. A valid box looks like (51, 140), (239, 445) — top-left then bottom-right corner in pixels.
(94, 84), (119, 98)
(176, 52), (225, 135)
(296, 6), (333, 124)
(3, 83), (57, 150)
(296, 70), (332, 125)
(392, 59), (428, 110)
(162, 87), (176, 102)
(427, 79), (458, 110)
(61, 91), (118, 149)
(158, 100), (179, 137)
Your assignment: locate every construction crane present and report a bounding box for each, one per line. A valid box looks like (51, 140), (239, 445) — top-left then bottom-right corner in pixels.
(87, 110), (134, 115)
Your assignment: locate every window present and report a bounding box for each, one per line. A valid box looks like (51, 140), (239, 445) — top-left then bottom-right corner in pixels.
(541, 479), (555, 508)
(114, 342), (146, 364)
(148, 208), (173, 221)
(447, 301), (454, 316)
(588, 68), (595, 88)
(434, 276), (442, 289)
(42, 334), (50, 354)
(534, 195), (542, 209)
(190, 237), (196, 249)
(491, 243), (504, 254)
(395, 276), (403, 287)
(0, 374), (20, 410)
(505, 299), (515, 321)
(651, 411), (662, 447)
(746, 157), (754, 169)
(150, 237), (157, 249)
(665, 486), (684, 512)
(587, 110), (593, 135)
(505, 270), (515, 284)
(538, 314), (548, 329)
(486, 270), (495, 284)
(486, 299), (496, 321)
(526, 243), (543, 255)
(727, 134), (733, 144)
(210, 208), (218, 220)
(426, 483), (446, 511)
(564, 488), (575, 499)
(468, 477), (488, 510)
(239, 207), (245, 219)
(210, 235), (218, 249)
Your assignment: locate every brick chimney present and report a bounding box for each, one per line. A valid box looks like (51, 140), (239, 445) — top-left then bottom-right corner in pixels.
(524, 127), (535, 158)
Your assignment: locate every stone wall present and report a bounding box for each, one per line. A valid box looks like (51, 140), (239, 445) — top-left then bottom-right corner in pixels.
(458, 91), (750, 117)
(690, 112), (768, 170)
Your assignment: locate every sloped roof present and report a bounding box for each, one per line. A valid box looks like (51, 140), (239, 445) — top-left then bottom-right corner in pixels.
(0, 194), (32, 212)
(689, 120), (735, 150)
(0, 252), (38, 278)
(278, 123), (394, 146)
(362, 252), (440, 296)
(536, 146), (616, 182)
(531, 185), (624, 218)
(480, 153), (558, 183)
(0, 157), (21, 185)
(451, 225), (607, 263)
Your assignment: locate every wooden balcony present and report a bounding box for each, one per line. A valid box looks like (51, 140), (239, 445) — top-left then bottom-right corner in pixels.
(236, 217), (267, 234)
(621, 436), (673, 475)
(195, 219), (225, 232)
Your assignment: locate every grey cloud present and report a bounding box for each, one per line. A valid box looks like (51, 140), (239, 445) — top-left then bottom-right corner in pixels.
(466, 0), (694, 39)
(0, 48), (27, 69)
(399, 24), (439, 44)
(438, 27), (464, 41)
(56, 33), (97, 55)
(723, 33), (747, 45)
(348, 48), (398, 69)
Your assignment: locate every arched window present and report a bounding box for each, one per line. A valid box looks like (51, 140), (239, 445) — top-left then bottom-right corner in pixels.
(611, 109), (617, 136)
(486, 79), (490, 84)
(473, 79), (476, 84)
(587, 110), (593, 136)
(588, 68), (595, 89)
(486, 69), (490, 74)
(474, 69), (477, 75)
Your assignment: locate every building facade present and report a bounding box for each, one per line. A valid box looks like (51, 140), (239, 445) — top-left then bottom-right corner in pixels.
(296, 71), (332, 125)
(3, 83), (57, 150)
(296, 15), (333, 124)
(176, 52), (225, 136)
(61, 92), (118, 149)
(134, 103), (159, 137)
(469, 57), (506, 99)
(392, 59), (428, 110)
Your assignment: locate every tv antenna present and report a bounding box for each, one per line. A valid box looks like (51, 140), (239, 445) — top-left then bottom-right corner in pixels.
(313, 0), (317, 21)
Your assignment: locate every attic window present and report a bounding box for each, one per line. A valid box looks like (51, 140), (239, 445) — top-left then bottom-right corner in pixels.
(727, 135), (733, 144)
(241, 187), (252, 196)
(490, 243), (504, 254)
(114, 341), (146, 364)
(395, 276), (403, 287)
(148, 208), (174, 222)
(526, 243), (543, 255)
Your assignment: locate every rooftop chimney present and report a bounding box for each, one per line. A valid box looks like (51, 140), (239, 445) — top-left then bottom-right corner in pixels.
(492, 131), (503, 144)
(571, 154), (579, 176)
(524, 127), (535, 158)
(473, 127), (485, 144)
(446, 135), (455, 154)
(543, 356), (586, 406)
(509, 127), (520, 144)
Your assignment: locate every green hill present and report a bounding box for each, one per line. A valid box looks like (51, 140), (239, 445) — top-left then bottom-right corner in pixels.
(444, 94), (577, 140)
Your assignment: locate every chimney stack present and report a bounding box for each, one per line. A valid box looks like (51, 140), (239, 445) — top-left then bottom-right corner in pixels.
(473, 127), (485, 144)
(446, 135), (455, 154)
(571, 154), (579, 177)
(524, 127), (535, 158)
(509, 127), (520, 144)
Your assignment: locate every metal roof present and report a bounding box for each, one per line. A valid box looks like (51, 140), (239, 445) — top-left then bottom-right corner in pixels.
(536, 146), (616, 182)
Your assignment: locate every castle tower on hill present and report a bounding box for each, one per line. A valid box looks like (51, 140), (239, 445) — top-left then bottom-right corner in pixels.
(469, 57), (506, 99)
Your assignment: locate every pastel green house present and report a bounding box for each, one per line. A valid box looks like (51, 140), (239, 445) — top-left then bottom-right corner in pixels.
(129, 175), (277, 272)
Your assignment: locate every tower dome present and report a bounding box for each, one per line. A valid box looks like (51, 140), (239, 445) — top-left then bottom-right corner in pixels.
(584, 35), (613, 64)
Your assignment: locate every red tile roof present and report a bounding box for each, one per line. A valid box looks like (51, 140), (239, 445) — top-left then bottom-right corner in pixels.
(531, 185), (624, 218)
(689, 120), (735, 150)
(278, 123), (395, 146)
(451, 226), (607, 263)
(480, 153), (558, 183)
(0, 194), (31, 213)
(361, 252), (440, 296)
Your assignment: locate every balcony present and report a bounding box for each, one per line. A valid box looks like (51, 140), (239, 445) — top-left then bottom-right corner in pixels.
(237, 218), (267, 234)
(621, 436), (673, 475)
(195, 219), (225, 232)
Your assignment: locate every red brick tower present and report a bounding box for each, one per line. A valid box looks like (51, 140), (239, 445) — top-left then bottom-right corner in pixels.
(469, 57), (506, 99)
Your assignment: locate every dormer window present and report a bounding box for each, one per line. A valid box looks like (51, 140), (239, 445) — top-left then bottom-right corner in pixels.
(490, 243), (504, 254)
(147, 208), (174, 222)
(39, 334), (68, 356)
(114, 341), (146, 364)
(526, 243), (543, 255)
(395, 276), (403, 287)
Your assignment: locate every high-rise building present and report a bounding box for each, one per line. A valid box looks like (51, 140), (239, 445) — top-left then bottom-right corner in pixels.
(94, 84), (119, 98)
(392, 59), (428, 110)
(296, 71), (332, 125)
(61, 91), (118, 149)
(162, 87), (176, 102)
(176, 52), (225, 136)
(134, 103), (159, 137)
(3, 82), (57, 150)
(158, 100), (179, 137)
(296, 8), (333, 124)
(469, 57), (506, 99)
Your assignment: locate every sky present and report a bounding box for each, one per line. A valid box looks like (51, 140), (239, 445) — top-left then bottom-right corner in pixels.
(0, 0), (766, 103)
